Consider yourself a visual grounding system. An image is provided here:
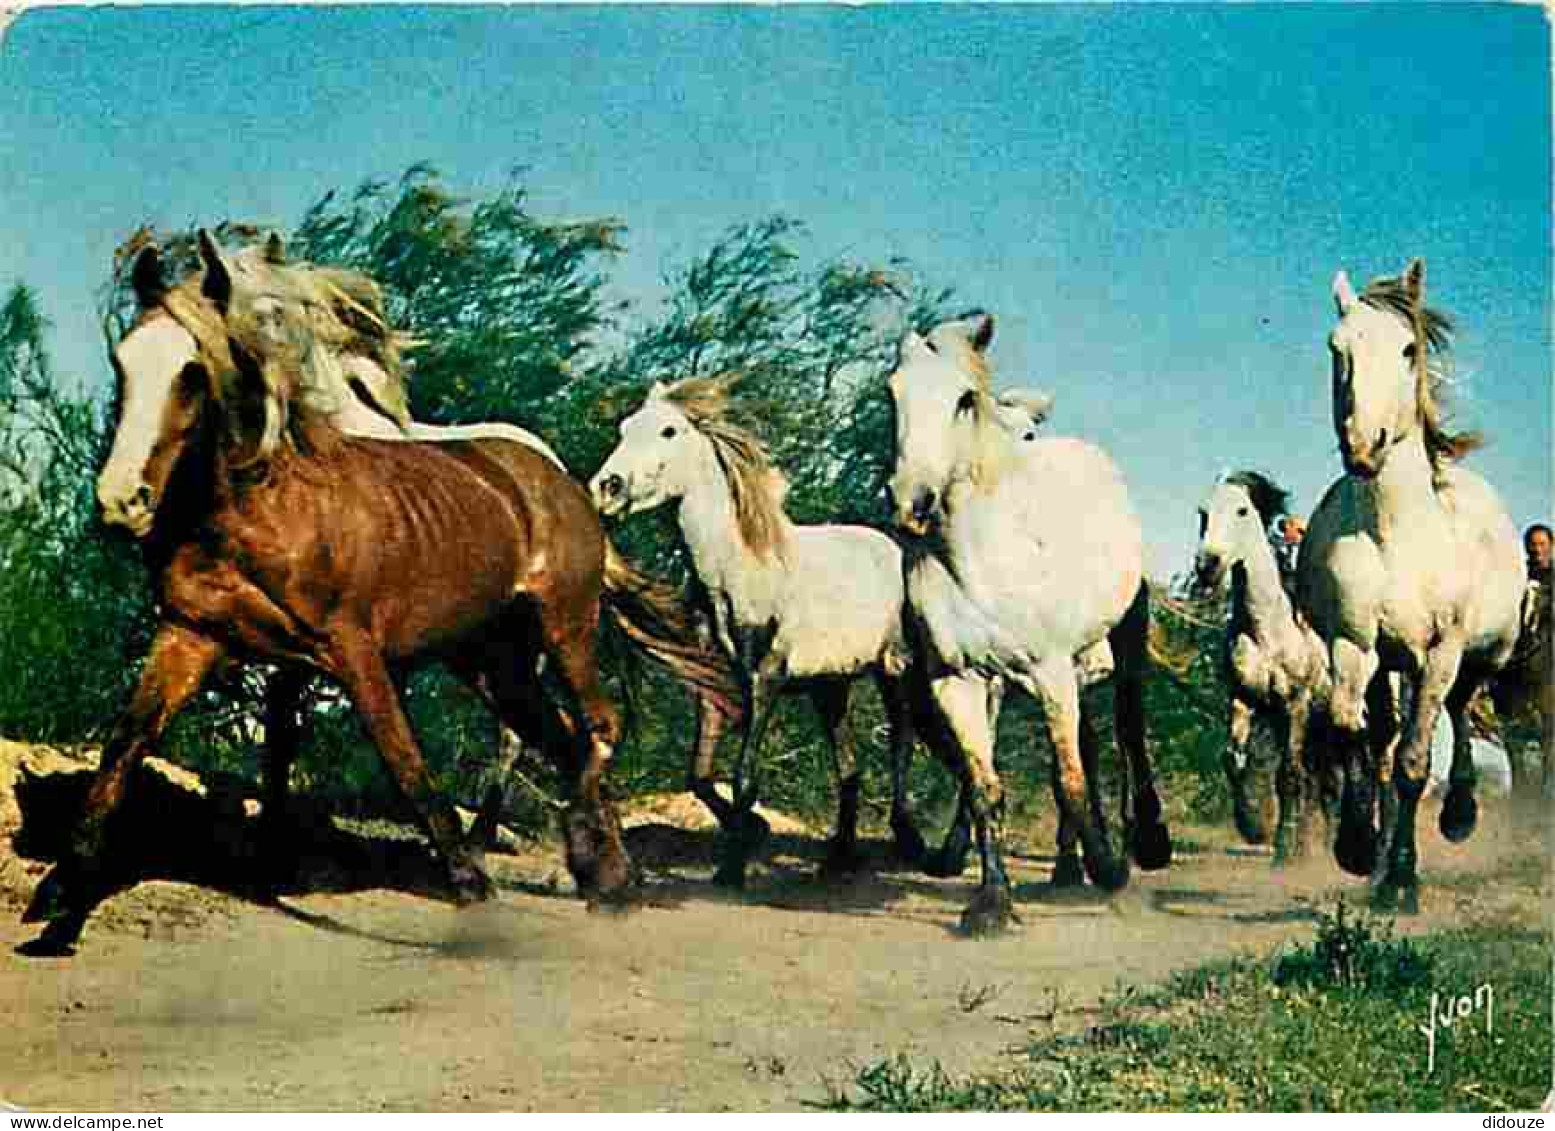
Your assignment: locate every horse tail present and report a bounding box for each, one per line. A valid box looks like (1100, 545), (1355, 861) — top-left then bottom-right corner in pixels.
(1110, 578), (1173, 870)
(600, 541), (742, 721)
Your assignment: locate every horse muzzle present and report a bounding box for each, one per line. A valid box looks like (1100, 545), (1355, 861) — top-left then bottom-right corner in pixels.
(1339, 427), (1389, 479)
(589, 471), (628, 517)
(1190, 553), (1225, 596)
(891, 485), (940, 537)
(97, 479), (157, 537)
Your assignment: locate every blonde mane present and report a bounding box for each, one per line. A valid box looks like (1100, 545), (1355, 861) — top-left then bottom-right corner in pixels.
(1358, 271), (1483, 470)
(110, 227), (418, 467)
(661, 373), (791, 560)
(111, 227), (419, 463)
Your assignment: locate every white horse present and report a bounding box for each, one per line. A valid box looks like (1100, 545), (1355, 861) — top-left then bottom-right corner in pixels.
(1298, 259), (1525, 912)
(589, 374), (935, 884)
(1192, 470), (1333, 861)
(887, 313), (1171, 933)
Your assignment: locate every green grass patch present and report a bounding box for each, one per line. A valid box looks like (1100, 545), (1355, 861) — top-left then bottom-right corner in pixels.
(821, 910), (1551, 1112)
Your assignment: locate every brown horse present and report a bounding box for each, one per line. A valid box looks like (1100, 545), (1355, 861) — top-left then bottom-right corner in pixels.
(21, 231), (733, 955)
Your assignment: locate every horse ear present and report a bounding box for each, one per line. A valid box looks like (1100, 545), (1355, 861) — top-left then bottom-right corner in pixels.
(1403, 258), (1425, 304)
(647, 380), (667, 400)
(263, 233), (287, 265)
(198, 229), (232, 313)
(1332, 270), (1357, 315)
(130, 245), (167, 309)
(969, 312), (995, 354)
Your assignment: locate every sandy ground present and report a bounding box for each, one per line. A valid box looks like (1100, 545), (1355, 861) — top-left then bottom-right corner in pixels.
(0, 741), (1545, 1112)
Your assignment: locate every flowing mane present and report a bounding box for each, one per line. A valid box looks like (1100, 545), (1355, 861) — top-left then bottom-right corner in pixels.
(110, 227), (417, 448)
(661, 373), (791, 560)
(1222, 469), (1289, 530)
(1358, 271), (1482, 469)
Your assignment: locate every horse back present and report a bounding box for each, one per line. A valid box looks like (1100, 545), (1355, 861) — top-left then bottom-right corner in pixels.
(174, 437), (603, 666)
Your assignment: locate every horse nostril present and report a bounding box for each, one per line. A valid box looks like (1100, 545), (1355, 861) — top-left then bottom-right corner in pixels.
(134, 483), (154, 508)
(601, 474), (624, 499)
(911, 488), (937, 522)
(1376, 428), (1389, 450)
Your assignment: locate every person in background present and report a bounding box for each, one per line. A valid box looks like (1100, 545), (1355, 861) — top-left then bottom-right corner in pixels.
(1525, 523), (1552, 587)
(1271, 513), (1306, 591)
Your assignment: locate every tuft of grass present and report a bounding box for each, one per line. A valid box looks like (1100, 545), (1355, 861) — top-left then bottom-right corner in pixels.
(820, 913), (1551, 1112)
(1271, 899), (1434, 995)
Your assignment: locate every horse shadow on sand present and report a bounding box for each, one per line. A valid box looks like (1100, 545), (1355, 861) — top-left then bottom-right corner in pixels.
(13, 765), (1196, 951)
(9, 762), (515, 954)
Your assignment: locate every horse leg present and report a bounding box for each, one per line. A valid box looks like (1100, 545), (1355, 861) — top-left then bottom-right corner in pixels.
(334, 638), (492, 905)
(22, 624), (225, 954)
(913, 672), (996, 879)
(1377, 641), (1466, 914)
(1225, 697), (1271, 845)
(1274, 693), (1315, 865)
(1036, 657), (1127, 891)
(536, 606), (635, 903)
(931, 672), (1017, 934)
(712, 651), (782, 888)
(811, 678), (865, 876)
(1049, 701), (1101, 889)
(1109, 585), (1171, 870)
(256, 666), (310, 896)
(469, 724), (525, 852)
(686, 693), (738, 832)
(876, 672), (928, 864)
(1438, 660), (1486, 844)
(1329, 638), (1381, 877)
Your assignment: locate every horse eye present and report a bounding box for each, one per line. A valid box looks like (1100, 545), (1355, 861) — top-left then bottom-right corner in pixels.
(1237, 506), (1250, 518)
(955, 390), (977, 416)
(1402, 342), (1417, 360)
(660, 426), (677, 440)
(1197, 509), (1207, 535)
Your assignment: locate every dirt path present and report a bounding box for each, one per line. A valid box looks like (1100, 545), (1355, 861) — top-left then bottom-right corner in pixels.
(2, 784), (1541, 1112)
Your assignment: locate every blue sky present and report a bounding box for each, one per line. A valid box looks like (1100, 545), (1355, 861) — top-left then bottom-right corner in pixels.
(0, 4), (1548, 576)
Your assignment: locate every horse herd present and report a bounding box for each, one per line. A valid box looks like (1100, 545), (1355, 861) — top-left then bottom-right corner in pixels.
(16, 231), (1548, 956)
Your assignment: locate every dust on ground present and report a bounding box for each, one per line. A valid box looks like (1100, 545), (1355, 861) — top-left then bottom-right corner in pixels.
(0, 739), (1545, 1112)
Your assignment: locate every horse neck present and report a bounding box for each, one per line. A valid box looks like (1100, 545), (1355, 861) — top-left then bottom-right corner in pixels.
(1356, 428), (1439, 539)
(675, 443), (790, 602)
(943, 415), (1018, 531)
(1230, 536), (1294, 640)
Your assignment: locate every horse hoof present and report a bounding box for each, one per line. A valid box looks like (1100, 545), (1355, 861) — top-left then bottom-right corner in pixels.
(450, 865), (496, 906)
(1233, 805), (1272, 847)
(959, 888), (1019, 937)
(1334, 824), (1377, 878)
(1439, 786), (1478, 844)
(1050, 854), (1086, 889)
(1083, 851), (1130, 893)
(890, 819), (929, 865)
(15, 934), (77, 958)
(1133, 821), (1172, 871)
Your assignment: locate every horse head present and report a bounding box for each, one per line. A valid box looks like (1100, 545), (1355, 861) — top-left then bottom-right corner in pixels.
(97, 231), (291, 536)
(885, 312), (998, 535)
(1327, 258), (1476, 480)
(590, 380), (707, 519)
(1193, 470), (1289, 596)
